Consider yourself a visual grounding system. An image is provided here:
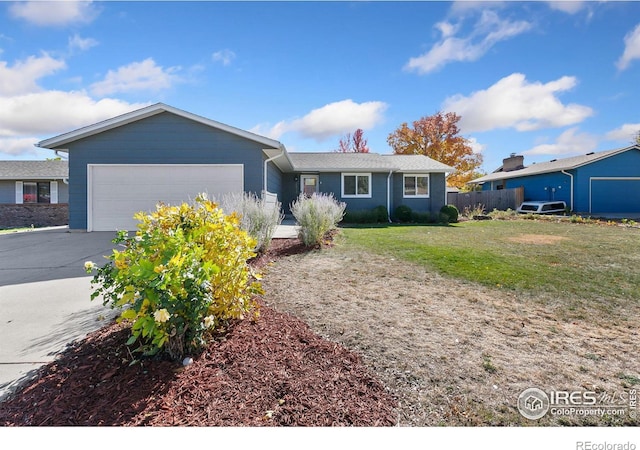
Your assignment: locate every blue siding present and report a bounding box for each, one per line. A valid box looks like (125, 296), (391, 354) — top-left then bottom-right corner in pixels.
(504, 172), (572, 204)
(67, 112), (277, 229)
(391, 172), (447, 214)
(0, 181), (15, 203)
(266, 159), (283, 197)
(573, 148), (640, 213)
(318, 172), (388, 211)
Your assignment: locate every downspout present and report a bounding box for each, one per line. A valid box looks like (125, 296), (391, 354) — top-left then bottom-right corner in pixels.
(386, 170), (393, 223)
(263, 146), (285, 195)
(561, 170), (574, 212)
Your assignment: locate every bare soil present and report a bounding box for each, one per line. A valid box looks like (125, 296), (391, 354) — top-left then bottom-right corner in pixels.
(260, 238), (639, 426)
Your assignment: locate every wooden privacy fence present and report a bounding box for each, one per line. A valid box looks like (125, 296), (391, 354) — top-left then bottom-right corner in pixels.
(447, 186), (524, 213)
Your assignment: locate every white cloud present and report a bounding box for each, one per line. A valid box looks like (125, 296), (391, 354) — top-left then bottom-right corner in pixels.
(442, 73), (594, 133)
(252, 99), (388, 141)
(9, 1), (99, 27)
(404, 10), (531, 74)
(616, 23), (640, 71)
(522, 127), (598, 156)
(68, 34), (99, 53)
(0, 53), (66, 96)
(212, 49), (236, 66)
(0, 91), (147, 135)
(90, 58), (181, 96)
(0, 52), (149, 156)
(546, 1), (587, 15)
(0, 137), (40, 156)
(605, 123), (640, 142)
(467, 137), (485, 154)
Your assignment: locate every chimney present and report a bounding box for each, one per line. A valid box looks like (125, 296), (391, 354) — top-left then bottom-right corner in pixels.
(503, 153), (524, 172)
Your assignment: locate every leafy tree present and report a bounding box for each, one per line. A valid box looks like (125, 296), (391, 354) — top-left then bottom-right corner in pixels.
(336, 128), (370, 153)
(634, 130), (640, 145)
(387, 112), (483, 188)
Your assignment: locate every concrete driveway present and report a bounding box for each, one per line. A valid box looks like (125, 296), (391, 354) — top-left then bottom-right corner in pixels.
(0, 227), (120, 401)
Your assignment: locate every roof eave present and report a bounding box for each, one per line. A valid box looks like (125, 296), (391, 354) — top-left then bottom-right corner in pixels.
(37, 103), (283, 150)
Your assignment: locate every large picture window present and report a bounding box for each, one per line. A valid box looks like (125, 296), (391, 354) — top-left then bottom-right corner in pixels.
(403, 174), (429, 198)
(342, 173), (371, 198)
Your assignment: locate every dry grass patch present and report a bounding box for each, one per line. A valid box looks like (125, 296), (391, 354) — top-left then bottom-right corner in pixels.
(506, 234), (569, 245)
(261, 244), (639, 426)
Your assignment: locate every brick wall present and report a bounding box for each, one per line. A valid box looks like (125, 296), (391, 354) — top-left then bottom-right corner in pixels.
(0, 204), (69, 229)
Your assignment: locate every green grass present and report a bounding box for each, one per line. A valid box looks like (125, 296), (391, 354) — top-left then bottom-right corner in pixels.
(339, 220), (640, 314)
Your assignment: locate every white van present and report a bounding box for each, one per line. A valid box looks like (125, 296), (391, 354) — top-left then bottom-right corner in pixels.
(517, 201), (567, 214)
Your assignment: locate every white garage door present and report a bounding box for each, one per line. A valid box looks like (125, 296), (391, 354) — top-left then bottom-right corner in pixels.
(88, 164), (243, 231)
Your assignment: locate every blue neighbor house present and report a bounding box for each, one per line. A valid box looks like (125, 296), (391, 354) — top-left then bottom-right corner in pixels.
(469, 145), (640, 216)
(37, 103), (454, 231)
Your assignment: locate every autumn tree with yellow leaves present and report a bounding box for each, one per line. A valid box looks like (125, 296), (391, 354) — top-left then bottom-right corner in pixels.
(387, 112), (483, 188)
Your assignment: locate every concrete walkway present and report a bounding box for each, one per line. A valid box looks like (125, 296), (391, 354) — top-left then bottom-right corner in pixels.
(273, 219), (300, 239)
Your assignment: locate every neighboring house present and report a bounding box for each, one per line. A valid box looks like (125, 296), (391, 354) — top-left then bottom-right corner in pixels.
(469, 145), (640, 215)
(0, 160), (69, 228)
(37, 103), (454, 232)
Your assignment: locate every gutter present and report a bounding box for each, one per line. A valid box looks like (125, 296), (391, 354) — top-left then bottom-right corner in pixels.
(561, 170), (574, 212)
(386, 170), (393, 222)
(263, 146), (286, 194)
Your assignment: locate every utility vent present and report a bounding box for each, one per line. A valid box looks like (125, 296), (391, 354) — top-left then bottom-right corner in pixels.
(550, 159), (557, 162)
(586, 152), (595, 155)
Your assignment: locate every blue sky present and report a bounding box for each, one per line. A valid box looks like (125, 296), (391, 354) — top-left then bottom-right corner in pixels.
(1, 1), (639, 172)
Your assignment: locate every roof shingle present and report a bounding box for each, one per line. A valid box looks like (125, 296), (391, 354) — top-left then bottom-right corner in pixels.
(0, 160), (68, 180)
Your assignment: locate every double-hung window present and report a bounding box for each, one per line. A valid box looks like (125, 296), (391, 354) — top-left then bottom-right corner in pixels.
(342, 173), (371, 198)
(403, 174), (429, 198)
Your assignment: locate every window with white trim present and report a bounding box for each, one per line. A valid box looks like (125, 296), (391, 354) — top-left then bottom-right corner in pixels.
(342, 173), (371, 198)
(403, 174), (429, 198)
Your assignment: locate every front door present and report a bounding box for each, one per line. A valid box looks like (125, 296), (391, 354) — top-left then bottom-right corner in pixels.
(301, 175), (319, 196)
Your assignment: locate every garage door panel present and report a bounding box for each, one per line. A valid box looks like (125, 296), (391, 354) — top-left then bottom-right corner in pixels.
(591, 178), (640, 214)
(89, 164), (243, 231)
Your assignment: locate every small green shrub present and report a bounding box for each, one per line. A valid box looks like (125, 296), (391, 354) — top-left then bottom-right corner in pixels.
(394, 205), (413, 223)
(291, 193), (346, 246)
(85, 194), (262, 361)
(440, 204), (459, 223)
(410, 211), (435, 224)
(343, 205), (389, 224)
(373, 205), (389, 223)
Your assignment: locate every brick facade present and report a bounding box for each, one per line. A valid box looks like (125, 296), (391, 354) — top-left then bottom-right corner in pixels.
(0, 203), (69, 229)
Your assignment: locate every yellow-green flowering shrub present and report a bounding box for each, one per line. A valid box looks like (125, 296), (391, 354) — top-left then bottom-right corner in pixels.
(86, 194), (262, 360)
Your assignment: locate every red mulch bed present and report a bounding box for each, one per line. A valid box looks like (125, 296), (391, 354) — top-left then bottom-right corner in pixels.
(0, 238), (397, 426)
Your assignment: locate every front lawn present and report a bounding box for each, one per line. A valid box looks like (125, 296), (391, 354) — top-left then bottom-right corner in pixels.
(262, 219), (639, 425)
(340, 220), (640, 319)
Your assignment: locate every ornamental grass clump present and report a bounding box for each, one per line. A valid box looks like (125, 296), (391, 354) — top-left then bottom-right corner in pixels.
(217, 192), (284, 254)
(290, 193), (346, 247)
(85, 194), (262, 361)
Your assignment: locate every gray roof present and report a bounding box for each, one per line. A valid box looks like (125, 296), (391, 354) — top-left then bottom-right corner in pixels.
(471, 145), (639, 184)
(0, 160), (68, 180)
(288, 152), (454, 173)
